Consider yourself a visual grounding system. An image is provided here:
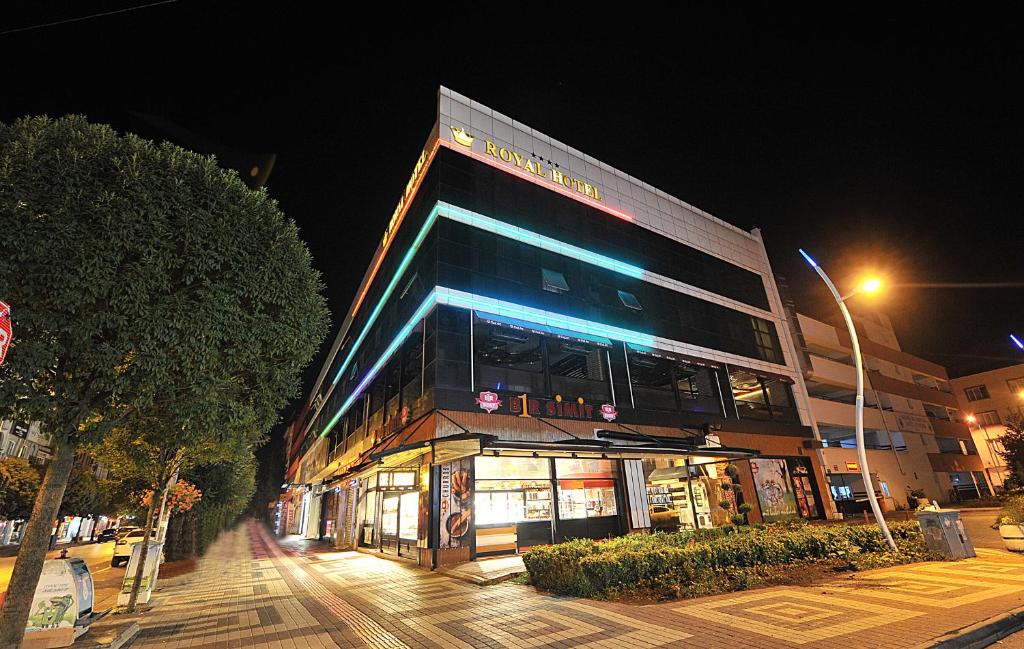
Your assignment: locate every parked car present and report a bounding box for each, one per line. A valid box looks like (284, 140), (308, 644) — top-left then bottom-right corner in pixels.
(95, 528), (119, 543)
(111, 529), (162, 567)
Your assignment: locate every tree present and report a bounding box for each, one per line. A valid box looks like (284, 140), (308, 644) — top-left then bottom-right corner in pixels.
(166, 452), (255, 560)
(999, 415), (1024, 491)
(0, 458), (41, 522)
(0, 116), (328, 646)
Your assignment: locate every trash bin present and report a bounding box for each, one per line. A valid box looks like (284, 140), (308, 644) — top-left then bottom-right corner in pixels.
(24, 557), (109, 647)
(916, 509), (976, 559)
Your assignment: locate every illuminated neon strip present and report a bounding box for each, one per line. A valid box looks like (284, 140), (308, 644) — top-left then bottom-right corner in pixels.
(437, 202), (644, 279)
(331, 204), (440, 386)
(321, 290), (437, 438)
(440, 290), (656, 348)
(351, 138), (441, 318)
(320, 288), (658, 439)
(331, 202), (646, 388)
(438, 139), (634, 223)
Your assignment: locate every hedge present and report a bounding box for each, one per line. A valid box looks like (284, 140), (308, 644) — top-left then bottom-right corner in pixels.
(522, 521), (938, 599)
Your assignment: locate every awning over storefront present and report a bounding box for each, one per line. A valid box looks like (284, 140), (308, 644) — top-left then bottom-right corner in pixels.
(625, 343), (721, 369)
(476, 311), (612, 348)
(359, 429), (758, 475)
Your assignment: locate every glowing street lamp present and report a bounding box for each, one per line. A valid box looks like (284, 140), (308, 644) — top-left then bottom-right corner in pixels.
(799, 249), (897, 551)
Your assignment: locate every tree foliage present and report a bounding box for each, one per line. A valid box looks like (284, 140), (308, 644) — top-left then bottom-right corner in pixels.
(999, 415), (1024, 491)
(0, 457), (41, 520)
(0, 115), (329, 642)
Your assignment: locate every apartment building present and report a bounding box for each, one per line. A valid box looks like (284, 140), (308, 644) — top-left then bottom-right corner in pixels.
(794, 311), (990, 515)
(952, 363), (1024, 490)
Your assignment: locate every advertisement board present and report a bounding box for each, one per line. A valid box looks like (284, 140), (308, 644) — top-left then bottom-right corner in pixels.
(117, 542), (163, 606)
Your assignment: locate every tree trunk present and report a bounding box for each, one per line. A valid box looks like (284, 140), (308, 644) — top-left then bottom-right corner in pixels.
(0, 441), (77, 649)
(125, 485), (160, 612)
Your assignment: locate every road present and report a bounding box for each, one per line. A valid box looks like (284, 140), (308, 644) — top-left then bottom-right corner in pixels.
(0, 540), (125, 610)
(956, 506), (1004, 549)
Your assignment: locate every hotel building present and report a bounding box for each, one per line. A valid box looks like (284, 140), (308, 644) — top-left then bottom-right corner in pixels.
(952, 363), (1024, 491)
(281, 88), (833, 567)
(794, 311), (992, 513)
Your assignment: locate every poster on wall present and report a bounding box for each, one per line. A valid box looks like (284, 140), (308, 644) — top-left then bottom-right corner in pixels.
(439, 457), (473, 548)
(749, 458), (799, 522)
(786, 458), (821, 519)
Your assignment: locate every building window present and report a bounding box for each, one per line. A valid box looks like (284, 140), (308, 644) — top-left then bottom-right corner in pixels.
(964, 385), (990, 402)
(977, 410), (1001, 426)
(541, 268), (570, 294)
(474, 322), (545, 394)
(627, 351), (722, 415)
(547, 340), (611, 403)
(1007, 377), (1024, 395)
(751, 318), (781, 364)
(617, 290), (642, 311)
(729, 369), (797, 422)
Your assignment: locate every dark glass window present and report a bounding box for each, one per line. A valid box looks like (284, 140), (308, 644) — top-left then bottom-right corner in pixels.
(729, 369), (797, 422)
(547, 340), (611, 403)
(627, 352), (722, 415)
(618, 290), (642, 311)
(436, 146), (770, 310)
(474, 322), (545, 394)
(400, 324), (424, 410)
(542, 268), (570, 294)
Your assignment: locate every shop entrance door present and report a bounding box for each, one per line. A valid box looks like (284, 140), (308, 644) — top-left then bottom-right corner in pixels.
(380, 493), (401, 555)
(379, 491), (419, 558)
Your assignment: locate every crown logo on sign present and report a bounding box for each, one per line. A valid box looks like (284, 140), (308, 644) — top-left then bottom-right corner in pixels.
(450, 126), (475, 147)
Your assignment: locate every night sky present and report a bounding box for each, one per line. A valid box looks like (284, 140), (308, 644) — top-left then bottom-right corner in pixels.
(4, 6), (1023, 458)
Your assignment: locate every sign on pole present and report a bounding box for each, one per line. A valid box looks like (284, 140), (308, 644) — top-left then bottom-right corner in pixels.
(0, 301), (10, 365)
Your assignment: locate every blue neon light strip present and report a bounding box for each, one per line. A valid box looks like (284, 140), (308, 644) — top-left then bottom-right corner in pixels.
(331, 205), (441, 387)
(330, 202), (646, 388)
(1012, 334), (1024, 350)
(319, 288), (658, 439)
(437, 202), (644, 279)
(442, 290), (656, 347)
(798, 248), (818, 268)
(322, 290), (437, 438)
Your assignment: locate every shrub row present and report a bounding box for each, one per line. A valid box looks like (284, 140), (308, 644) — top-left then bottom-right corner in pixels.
(522, 521), (936, 599)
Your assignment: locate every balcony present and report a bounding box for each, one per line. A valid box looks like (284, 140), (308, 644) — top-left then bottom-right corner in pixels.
(867, 371), (959, 409)
(807, 355), (857, 388)
(928, 452), (985, 473)
(808, 397), (885, 429)
(929, 417), (973, 440)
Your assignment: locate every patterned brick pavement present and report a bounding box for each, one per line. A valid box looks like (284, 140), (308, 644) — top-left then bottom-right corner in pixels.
(121, 520), (1024, 649)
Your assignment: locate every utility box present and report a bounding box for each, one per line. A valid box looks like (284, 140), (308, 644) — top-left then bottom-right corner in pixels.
(916, 509), (976, 559)
(23, 557), (108, 648)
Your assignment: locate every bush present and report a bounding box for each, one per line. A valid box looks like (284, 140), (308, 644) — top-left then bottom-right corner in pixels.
(523, 520), (938, 600)
(998, 495), (1024, 525)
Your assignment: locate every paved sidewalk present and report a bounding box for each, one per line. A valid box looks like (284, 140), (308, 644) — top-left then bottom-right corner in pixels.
(110, 520), (1024, 648)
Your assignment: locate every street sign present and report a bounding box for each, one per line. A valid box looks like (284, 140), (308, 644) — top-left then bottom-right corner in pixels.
(0, 300), (10, 365)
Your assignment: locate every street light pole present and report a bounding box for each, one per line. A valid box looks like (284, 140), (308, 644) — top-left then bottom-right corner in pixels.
(799, 249), (897, 551)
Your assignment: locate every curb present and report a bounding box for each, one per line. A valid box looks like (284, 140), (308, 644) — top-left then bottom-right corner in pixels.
(438, 568), (526, 586)
(76, 621), (140, 649)
(927, 603), (1024, 648)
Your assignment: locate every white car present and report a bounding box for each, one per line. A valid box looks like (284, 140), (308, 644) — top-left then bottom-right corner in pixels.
(110, 529), (162, 567)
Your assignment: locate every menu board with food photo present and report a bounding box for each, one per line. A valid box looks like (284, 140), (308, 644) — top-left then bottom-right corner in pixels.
(439, 457), (473, 548)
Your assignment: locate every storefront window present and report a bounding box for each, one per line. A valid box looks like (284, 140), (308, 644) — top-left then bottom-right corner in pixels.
(475, 457), (552, 524)
(643, 458), (739, 530)
(476, 456), (550, 480)
(555, 458), (617, 519)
